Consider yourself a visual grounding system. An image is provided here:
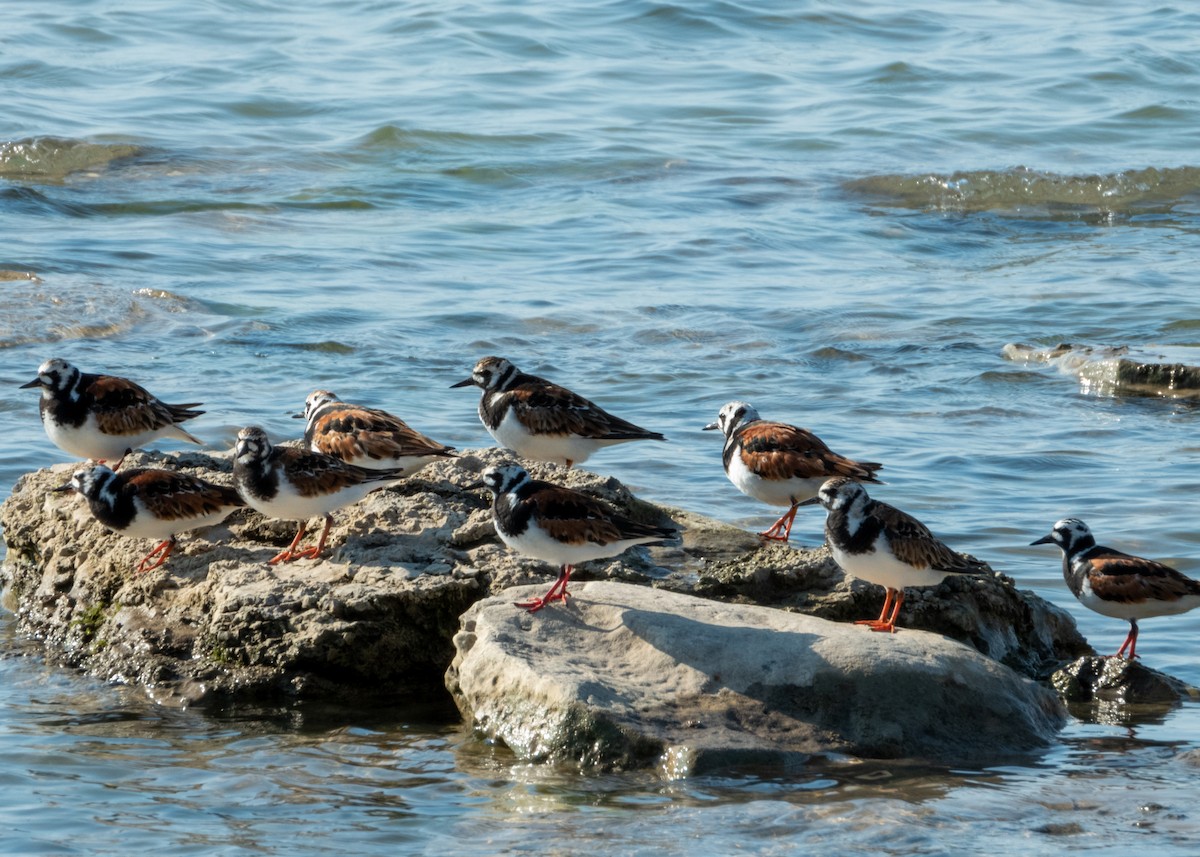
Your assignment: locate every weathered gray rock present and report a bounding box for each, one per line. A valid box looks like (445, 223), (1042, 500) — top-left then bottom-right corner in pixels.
(1051, 655), (1200, 724)
(1004, 342), (1200, 399)
(0, 447), (678, 704)
(447, 581), (1067, 772)
(1, 445), (1086, 708)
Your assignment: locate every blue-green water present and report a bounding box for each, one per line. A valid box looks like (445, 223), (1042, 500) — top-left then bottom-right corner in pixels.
(5, 1), (1200, 853)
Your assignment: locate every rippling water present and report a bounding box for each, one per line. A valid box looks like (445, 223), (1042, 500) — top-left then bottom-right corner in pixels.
(4, 0), (1200, 853)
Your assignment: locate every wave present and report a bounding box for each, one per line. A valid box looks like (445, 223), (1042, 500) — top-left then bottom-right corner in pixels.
(0, 136), (142, 181)
(845, 166), (1200, 215)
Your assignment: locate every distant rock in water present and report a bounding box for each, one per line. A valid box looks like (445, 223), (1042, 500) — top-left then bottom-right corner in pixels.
(845, 166), (1200, 218)
(0, 136), (142, 180)
(1004, 342), (1200, 399)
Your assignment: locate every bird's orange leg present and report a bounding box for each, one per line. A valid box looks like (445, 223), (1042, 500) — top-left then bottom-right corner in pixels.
(856, 588), (895, 629)
(269, 522), (309, 564)
(290, 514), (334, 561)
(515, 565), (574, 612)
(760, 503), (800, 542)
(1115, 621), (1140, 659)
(136, 538), (175, 574)
(870, 590), (905, 634)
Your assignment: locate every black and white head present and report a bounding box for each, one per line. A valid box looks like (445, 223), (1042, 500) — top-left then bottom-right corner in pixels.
(702, 401), (761, 438)
(451, 356), (518, 392)
(1030, 518), (1094, 554)
(55, 464), (119, 503)
(816, 476), (869, 512)
(480, 463), (530, 497)
(20, 357), (81, 395)
(301, 389), (340, 422)
(234, 426), (272, 467)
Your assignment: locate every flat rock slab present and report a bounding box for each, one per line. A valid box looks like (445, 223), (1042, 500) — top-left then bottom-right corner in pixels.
(447, 581), (1067, 774)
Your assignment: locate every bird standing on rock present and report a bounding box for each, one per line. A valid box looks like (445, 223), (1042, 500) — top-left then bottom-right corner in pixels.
(297, 389), (455, 475)
(704, 401), (882, 543)
(1031, 517), (1200, 660)
(55, 464), (244, 573)
(479, 463), (677, 612)
(813, 477), (987, 633)
(232, 425), (404, 564)
(21, 357), (204, 469)
(452, 356), (666, 467)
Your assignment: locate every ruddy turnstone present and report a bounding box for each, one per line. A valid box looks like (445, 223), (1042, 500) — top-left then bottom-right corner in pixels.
(21, 357), (204, 468)
(703, 401), (882, 542)
(297, 389), (455, 476)
(814, 477), (987, 633)
(1031, 518), (1200, 659)
(451, 356), (666, 467)
(54, 464), (244, 573)
(479, 463), (676, 612)
(232, 425), (404, 564)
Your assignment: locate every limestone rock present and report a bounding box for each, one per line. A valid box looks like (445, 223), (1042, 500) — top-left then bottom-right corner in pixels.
(2, 444), (1086, 706)
(447, 581), (1067, 772)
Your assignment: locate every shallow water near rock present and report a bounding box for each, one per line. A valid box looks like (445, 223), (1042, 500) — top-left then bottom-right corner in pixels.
(4, 0), (1200, 853)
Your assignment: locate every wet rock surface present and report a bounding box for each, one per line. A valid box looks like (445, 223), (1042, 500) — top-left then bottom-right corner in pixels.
(1004, 342), (1200, 399)
(447, 581), (1068, 771)
(1052, 655), (1200, 719)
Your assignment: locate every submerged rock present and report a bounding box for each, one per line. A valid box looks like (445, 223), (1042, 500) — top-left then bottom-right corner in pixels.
(447, 581), (1067, 772)
(2, 445), (1085, 710)
(1004, 342), (1200, 399)
(1052, 655), (1200, 719)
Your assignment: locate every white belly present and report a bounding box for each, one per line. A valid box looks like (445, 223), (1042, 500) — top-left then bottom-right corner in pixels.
(119, 499), (236, 540)
(726, 452), (821, 508)
(488, 408), (607, 466)
(45, 411), (193, 462)
(244, 478), (378, 523)
(339, 451), (437, 476)
(830, 538), (951, 591)
(1077, 578), (1200, 621)
(496, 516), (647, 568)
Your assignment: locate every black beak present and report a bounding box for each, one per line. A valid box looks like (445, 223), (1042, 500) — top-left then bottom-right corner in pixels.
(701, 422), (719, 431)
(19, 378), (41, 389)
(52, 483), (74, 494)
(797, 496), (822, 507)
(465, 479), (486, 491)
(291, 412), (304, 419)
(450, 377), (475, 389)
(1030, 534), (1055, 546)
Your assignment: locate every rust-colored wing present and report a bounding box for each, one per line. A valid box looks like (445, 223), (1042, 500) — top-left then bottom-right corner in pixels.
(874, 501), (984, 573)
(87, 374), (203, 436)
(127, 468), (243, 522)
(737, 421), (881, 482)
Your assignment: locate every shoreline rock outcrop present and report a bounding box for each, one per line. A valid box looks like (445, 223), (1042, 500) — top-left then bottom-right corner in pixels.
(2, 444), (1097, 768)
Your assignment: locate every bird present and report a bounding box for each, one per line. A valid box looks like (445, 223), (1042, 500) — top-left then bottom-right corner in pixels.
(479, 462), (677, 612)
(54, 464), (244, 573)
(703, 401), (882, 542)
(813, 477), (987, 633)
(296, 389), (455, 476)
(231, 425), (405, 564)
(451, 356), (666, 467)
(1031, 518), (1200, 660)
(21, 357), (204, 469)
